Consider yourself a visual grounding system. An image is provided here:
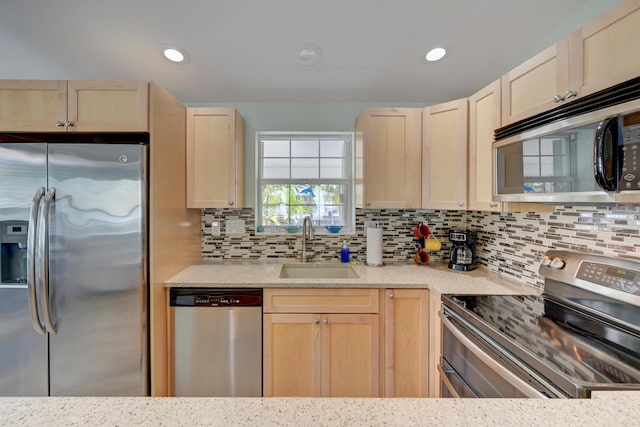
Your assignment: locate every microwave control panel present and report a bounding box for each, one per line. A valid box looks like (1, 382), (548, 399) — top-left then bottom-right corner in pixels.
(620, 112), (640, 190)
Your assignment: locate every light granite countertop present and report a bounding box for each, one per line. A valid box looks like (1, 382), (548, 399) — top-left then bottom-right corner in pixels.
(165, 261), (539, 296)
(1, 391), (639, 426)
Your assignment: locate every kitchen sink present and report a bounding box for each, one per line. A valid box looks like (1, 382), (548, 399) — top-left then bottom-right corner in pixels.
(279, 264), (359, 279)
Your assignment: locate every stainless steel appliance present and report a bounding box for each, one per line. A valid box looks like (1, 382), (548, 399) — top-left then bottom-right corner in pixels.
(447, 229), (477, 271)
(0, 135), (148, 396)
(169, 288), (262, 397)
(439, 250), (640, 398)
(494, 76), (640, 204)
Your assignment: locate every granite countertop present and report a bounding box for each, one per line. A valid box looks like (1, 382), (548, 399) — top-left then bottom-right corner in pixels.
(1, 391), (639, 426)
(165, 261), (539, 296)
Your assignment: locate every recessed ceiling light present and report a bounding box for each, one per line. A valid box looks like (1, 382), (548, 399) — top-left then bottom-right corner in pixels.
(162, 45), (189, 64)
(298, 44), (322, 66)
(425, 47), (447, 62)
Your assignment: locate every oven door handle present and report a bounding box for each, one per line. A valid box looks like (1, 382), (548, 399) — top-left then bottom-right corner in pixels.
(440, 311), (552, 399)
(437, 364), (461, 398)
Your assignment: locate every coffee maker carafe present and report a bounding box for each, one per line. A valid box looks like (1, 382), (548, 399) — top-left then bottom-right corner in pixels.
(448, 229), (477, 271)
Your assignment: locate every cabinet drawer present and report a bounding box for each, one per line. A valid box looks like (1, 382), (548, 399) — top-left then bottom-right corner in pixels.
(264, 288), (379, 313)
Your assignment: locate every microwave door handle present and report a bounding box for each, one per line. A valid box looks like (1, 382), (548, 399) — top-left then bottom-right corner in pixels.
(27, 187), (47, 334)
(594, 118), (619, 191)
(439, 312), (553, 399)
(38, 187), (57, 335)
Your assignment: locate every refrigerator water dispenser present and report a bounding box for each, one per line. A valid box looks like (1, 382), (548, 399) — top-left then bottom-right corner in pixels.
(0, 221), (28, 284)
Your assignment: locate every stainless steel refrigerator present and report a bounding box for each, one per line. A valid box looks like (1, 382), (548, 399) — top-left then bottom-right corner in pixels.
(0, 138), (148, 396)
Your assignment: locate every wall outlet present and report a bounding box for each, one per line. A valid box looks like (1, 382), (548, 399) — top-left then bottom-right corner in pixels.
(210, 221), (221, 237)
(226, 219), (245, 235)
(363, 221), (379, 229)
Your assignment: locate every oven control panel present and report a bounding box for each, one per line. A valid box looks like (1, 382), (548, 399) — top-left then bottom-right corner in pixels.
(576, 261), (640, 296)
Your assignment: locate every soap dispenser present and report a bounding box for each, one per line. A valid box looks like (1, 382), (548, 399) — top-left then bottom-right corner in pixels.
(340, 240), (350, 263)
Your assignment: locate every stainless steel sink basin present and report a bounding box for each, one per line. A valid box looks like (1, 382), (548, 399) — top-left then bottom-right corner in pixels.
(279, 264), (359, 279)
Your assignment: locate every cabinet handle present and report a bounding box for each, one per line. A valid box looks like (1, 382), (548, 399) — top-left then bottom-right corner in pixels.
(228, 201), (234, 206)
(65, 121), (74, 128)
(564, 90), (577, 100)
(314, 319), (320, 325)
(458, 202), (465, 207)
(323, 319), (328, 325)
(365, 202), (371, 206)
(55, 121), (65, 127)
(388, 293), (394, 299)
(489, 202), (498, 208)
(552, 94), (565, 103)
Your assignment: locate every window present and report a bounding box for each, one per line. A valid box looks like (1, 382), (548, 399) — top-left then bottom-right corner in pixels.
(256, 132), (354, 233)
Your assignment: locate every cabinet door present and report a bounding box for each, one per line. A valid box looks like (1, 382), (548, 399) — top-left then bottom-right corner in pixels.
(427, 290), (442, 398)
(383, 289), (429, 397)
(501, 40), (570, 125)
(67, 80), (148, 131)
(422, 99), (468, 209)
(263, 313), (321, 397)
(569, 0), (640, 99)
(322, 314), (379, 397)
(0, 80), (67, 131)
(356, 108), (422, 208)
(468, 80), (502, 212)
(186, 108), (245, 208)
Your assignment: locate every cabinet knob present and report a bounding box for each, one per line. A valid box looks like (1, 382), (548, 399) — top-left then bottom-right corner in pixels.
(314, 319), (320, 325)
(564, 90), (577, 100)
(228, 201), (234, 206)
(553, 94), (565, 103)
(55, 121), (65, 127)
(388, 293), (394, 299)
(65, 121), (74, 128)
(323, 319), (328, 325)
(365, 202), (371, 206)
(489, 202), (498, 208)
(458, 202), (465, 207)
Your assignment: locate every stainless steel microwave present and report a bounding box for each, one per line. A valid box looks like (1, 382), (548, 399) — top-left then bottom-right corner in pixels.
(493, 98), (640, 204)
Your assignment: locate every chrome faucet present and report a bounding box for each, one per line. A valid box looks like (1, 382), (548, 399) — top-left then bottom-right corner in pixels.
(301, 216), (314, 262)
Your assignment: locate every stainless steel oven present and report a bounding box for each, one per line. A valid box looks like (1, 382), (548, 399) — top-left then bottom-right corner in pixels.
(439, 250), (640, 399)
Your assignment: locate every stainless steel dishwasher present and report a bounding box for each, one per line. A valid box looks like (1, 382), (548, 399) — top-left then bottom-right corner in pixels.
(169, 288), (262, 397)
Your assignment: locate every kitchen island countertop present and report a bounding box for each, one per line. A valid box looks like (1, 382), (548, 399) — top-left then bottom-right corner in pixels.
(1, 391), (639, 426)
(165, 261), (539, 295)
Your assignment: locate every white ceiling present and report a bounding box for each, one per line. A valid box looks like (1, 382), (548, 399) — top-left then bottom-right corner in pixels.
(0, 0), (622, 105)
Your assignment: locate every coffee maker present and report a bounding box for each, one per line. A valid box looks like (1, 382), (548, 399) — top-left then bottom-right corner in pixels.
(0, 221), (28, 284)
(448, 229), (477, 271)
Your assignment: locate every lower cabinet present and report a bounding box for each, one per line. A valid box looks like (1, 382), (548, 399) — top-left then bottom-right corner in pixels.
(382, 289), (429, 397)
(263, 288), (380, 397)
(263, 288), (433, 398)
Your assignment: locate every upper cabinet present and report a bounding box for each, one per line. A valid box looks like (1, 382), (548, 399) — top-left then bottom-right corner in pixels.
(500, 40), (572, 125)
(568, 0), (640, 99)
(0, 80), (148, 132)
(468, 80), (501, 212)
(355, 108), (422, 209)
(422, 99), (468, 210)
(501, 0), (640, 126)
(186, 107), (245, 209)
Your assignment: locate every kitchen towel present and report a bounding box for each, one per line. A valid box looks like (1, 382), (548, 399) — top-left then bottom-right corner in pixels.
(366, 227), (383, 266)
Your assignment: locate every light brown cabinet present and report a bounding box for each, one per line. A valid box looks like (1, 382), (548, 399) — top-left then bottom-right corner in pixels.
(355, 108), (422, 208)
(263, 288), (380, 397)
(500, 40), (572, 125)
(186, 108), (245, 208)
(0, 80), (148, 132)
(468, 80), (502, 212)
(568, 0), (640, 100)
(382, 289), (429, 397)
(422, 99), (468, 209)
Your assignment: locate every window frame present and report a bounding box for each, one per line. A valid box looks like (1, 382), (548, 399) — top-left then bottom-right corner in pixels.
(255, 131), (355, 235)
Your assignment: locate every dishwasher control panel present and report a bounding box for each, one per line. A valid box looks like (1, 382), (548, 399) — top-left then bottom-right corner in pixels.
(170, 288), (263, 307)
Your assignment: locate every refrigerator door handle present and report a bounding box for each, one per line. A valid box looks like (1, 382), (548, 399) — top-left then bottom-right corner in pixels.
(38, 187), (57, 335)
(28, 187), (47, 335)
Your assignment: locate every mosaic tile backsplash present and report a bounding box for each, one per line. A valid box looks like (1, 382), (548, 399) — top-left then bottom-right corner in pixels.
(201, 205), (640, 290)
